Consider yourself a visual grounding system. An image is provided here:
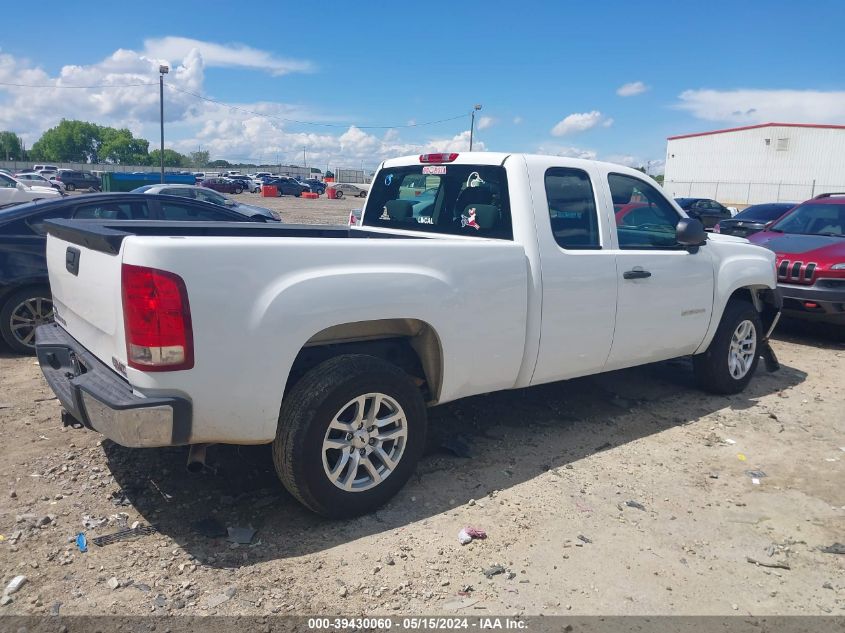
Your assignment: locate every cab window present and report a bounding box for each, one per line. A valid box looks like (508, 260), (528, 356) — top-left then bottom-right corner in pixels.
(609, 173), (681, 250)
(544, 168), (600, 249)
(73, 201), (150, 220)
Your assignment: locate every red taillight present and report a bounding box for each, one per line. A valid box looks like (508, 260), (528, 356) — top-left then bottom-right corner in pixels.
(121, 264), (193, 371)
(419, 153), (459, 163)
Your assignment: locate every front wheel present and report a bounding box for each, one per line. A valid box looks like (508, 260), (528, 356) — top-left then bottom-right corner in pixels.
(359, 191), (367, 198)
(234, 186), (243, 194)
(273, 354), (427, 518)
(335, 190), (343, 199)
(693, 299), (762, 394)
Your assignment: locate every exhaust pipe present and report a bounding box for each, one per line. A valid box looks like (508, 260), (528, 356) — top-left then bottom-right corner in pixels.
(186, 443), (210, 473)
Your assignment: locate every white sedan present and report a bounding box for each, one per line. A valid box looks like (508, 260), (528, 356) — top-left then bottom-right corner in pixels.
(0, 172), (62, 207)
(15, 172), (66, 193)
(332, 183), (368, 199)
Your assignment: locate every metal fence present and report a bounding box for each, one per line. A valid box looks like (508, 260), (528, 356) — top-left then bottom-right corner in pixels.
(663, 180), (845, 206)
(0, 160), (193, 174)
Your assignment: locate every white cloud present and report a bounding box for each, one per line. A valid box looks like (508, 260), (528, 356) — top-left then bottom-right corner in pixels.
(675, 89), (845, 124)
(535, 144), (598, 160)
(424, 130), (485, 153)
(551, 110), (612, 136)
(477, 116), (496, 130)
(142, 37), (314, 76)
(513, 116), (523, 125)
(617, 81), (648, 97)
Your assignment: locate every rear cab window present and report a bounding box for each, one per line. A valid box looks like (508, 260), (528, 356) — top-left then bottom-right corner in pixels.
(362, 163), (513, 239)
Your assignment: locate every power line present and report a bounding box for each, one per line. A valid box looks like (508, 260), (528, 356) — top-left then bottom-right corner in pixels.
(0, 81), (154, 89)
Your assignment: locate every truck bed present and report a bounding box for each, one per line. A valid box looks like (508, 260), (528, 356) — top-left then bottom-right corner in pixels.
(45, 219), (421, 255)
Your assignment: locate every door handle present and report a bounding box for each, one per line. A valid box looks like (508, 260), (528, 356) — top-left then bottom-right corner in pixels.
(623, 269), (651, 280)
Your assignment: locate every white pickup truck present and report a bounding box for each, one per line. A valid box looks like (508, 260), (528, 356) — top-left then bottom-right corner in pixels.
(35, 152), (782, 517)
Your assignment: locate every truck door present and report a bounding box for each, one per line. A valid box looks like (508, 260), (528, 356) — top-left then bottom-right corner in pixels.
(604, 173), (714, 369)
(530, 165), (618, 384)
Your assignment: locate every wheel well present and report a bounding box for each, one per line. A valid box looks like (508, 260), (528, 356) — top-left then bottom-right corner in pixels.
(727, 286), (779, 334)
(286, 319), (443, 403)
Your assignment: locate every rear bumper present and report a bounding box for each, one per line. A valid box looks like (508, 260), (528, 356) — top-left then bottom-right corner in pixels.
(778, 283), (845, 323)
(34, 323), (192, 447)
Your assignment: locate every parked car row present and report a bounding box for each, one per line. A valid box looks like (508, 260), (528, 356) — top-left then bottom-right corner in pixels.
(0, 192), (276, 353)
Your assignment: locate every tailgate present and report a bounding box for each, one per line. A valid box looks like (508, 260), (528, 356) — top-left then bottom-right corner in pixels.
(46, 233), (125, 369)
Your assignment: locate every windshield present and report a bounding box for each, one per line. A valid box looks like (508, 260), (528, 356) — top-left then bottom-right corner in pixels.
(771, 203), (845, 236)
(362, 164), (512, 239)
(735, 204), (794, 222)
(132, 185), (156, 193)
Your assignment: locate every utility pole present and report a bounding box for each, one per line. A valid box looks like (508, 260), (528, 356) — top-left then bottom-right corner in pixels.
(303, 147), (307, 177)
(159, 65), (169, 183)
(469, 104), (482, 151)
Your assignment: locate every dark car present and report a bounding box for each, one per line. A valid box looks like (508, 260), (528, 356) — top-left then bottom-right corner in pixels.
(227, 175), (260, 192)
(54, 170), (101, 192)
(201, 177), (244, 194)
(748, 193), (845, 324)
(714, 203), (796, 237)
(675, 198), (733, 229)
(304, 179), (326, 194)
(0, 193), (266, 354)
(264, 177), (307, 197)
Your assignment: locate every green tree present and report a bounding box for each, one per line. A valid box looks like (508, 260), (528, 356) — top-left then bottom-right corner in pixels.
(30, 119), (102, 162)
(208, 159), (231, 168)
(0, 131), (23, 160)
(148, 148), (187, 167)
(98, 128), (149, 164)
(190, 150), (209, 167)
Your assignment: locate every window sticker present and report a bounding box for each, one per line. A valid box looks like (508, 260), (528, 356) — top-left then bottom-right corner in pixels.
(384, 173), (394, 186)
(417, 215), (434, 224)
(422, 165), (447, 175)
(460, 207), (480, 230)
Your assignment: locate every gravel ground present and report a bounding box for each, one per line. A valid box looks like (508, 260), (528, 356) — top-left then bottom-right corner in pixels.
(237, 191), (362, 225)
(0, 202), (842, 617)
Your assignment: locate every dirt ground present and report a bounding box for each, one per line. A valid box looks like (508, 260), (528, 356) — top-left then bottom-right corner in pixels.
(0, 200), (843, 617)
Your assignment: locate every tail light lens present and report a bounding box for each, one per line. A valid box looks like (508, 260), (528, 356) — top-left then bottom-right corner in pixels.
(419, 153), (459, 163)
(121, 264), (193, 371)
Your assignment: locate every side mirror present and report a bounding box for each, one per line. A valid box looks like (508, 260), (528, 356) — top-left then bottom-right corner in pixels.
(763, 220), (774, 230)
(676, 218), (706, 252)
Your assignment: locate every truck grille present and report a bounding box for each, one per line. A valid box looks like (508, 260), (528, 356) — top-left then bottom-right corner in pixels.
(776, 259), (817, 285)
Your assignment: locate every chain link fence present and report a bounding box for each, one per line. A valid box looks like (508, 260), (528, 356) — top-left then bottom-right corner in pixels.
(663, 180), (845, 206)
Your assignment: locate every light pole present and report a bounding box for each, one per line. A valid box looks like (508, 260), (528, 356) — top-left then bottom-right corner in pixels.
(159, 64), (169, 184)
(469, 104), (482, 151)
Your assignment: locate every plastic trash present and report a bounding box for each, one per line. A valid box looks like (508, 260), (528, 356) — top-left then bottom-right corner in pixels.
(745, 470), (767, 479)
(458, 527), (487, 545)
(820, 542), (845, 555)
(625, 500), (646, 511)
(737, 453), (747, 461)
(227, 526), (256, 545)
(76, 532), (87, 553)
(91, 524), (156, 547)
(4, 576), (27, 596)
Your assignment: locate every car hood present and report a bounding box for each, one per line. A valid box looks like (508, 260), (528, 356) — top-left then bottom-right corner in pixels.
(28, 185), (61, 195)
(749, 232), (845, 258)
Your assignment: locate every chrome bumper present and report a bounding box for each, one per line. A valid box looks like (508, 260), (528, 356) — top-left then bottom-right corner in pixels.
(35, 323), (191, 448)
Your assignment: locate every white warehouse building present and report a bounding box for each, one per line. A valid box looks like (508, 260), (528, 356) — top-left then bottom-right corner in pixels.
(662, 122), (845, 206)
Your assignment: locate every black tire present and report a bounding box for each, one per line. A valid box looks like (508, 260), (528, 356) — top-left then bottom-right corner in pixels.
(273, 354), (427, 518)
(359, 191), (367, 198)
(0, 285), (53, 355)
(234, 186), (243, 195)
(277, 189), (283, 197)
(335, 190), (343, 199)
(295, 191), (301, 198)
(693, 299), (762, 394)
(65, 183), (75, 192)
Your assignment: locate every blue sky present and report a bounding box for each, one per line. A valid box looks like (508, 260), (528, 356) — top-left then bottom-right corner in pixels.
(2, 0), (844, 172)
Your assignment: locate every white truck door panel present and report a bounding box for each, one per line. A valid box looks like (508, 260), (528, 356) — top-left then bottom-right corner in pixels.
(603, 172), (714, 369)
(528, 162), (617, 384)
(606, 250), (713, 368)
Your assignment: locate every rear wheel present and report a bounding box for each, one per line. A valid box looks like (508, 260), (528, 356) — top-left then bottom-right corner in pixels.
(273, 354), (427, 518)
(0, 286), (53, 355)
(234, 186), (243, 194)
(335, 190), (344, 199)
(693, 299), (761, 394)
(65, 183), (75, 192)
(359, 191), (367, 198)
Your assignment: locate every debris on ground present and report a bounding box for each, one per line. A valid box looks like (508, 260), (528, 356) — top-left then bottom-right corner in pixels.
(577, 534), (592, 544)
(107, 577), (120, 590)
(625, 500), (646, 511)
(227, 525), (256, 545)
(3, 576), (27, 596)
(746, 469), (767, 479)
(458, 527), (487, 545)
(81, 515), (107, 530)
(192, 516), (227, 538)
(820, 543), (845, 555)
(91, 524), (156, 547)
(746, 556), (790, 570)
(76, 532), (87, 553)
(482, 564), (506, 578)
(440, 436), (472, 458)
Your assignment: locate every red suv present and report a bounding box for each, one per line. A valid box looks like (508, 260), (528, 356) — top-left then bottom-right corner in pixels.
(200, 177), (243, 194)
(748, 193), (845, 324)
